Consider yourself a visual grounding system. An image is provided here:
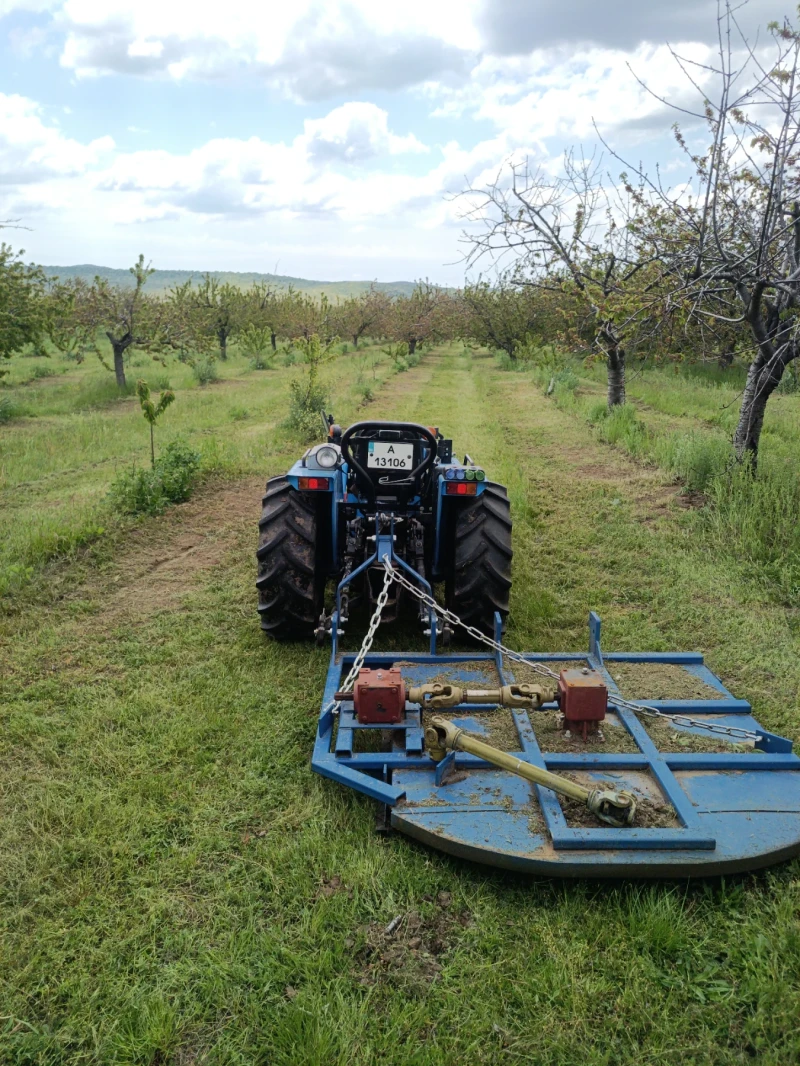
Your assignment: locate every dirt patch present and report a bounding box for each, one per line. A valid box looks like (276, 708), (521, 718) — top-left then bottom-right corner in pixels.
(639, 714), (759, 754)
(524, 797), (546, 837)
(676, 489), (708, 510)
(421, 707), (520, 750)
(608, 662), (720, 701)
(316, 874), (353, 900)
(395, 659), (500, 686)
(561, 793), (678, 829)
(93, 475), (264, 621)
(353, 902), (471, 989)
(634, 486), (682, 520)
(505, 658), (582, 684)
(532, 710), (641, 754)
(573, 462), (633, 481)
(557, 775), (679, 830)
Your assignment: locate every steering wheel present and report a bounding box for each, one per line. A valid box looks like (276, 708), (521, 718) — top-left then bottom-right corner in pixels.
(340, 421), (437, 500)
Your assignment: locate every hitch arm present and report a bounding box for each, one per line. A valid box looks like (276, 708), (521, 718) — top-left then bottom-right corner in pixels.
(425, 716), (637, 828)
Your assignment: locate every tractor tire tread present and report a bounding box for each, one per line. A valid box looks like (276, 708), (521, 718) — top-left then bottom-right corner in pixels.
(447, 480), (512, 637)
(256, 475), (324, 639)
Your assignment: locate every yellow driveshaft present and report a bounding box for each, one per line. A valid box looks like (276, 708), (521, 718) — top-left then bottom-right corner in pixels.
(425, 716), (637, 828)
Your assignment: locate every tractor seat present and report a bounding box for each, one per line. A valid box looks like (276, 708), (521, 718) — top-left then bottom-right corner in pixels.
(340, 421), (438, 506)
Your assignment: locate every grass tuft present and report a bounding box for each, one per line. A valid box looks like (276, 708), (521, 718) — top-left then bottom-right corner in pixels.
(109, 438), (202, 516)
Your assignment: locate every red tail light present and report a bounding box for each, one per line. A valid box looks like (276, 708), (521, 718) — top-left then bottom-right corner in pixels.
(298, 477), (331, 490)
(445, 482), (477, 496)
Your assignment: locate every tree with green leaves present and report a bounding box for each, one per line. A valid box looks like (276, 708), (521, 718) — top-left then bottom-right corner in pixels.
(288, 333), (338, 440)
(163, 279), (217, 363)
(43, 277), (95, 363)
(136, 379), (175, 467)
(461, 273), (544, 359)
(387, 280), (446, 354)
(81, 254), (165, 389)
(0, 244), (46, 375)
(193, 275), (245, 360)
(281, 289), (332, 342)
(330, 287), (390, 348)
(245, 281), (282, 351)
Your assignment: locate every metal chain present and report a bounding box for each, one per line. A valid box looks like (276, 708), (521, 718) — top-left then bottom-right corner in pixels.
(381, 555), (560, 682)
(611, 696), (761, 742)
(380, 555), (762, 744)
(329, 564), (395, 716)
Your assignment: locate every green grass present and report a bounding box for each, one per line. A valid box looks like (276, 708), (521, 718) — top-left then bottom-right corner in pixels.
(0, 341), (409, 594)
(1, 349), (799, 1063)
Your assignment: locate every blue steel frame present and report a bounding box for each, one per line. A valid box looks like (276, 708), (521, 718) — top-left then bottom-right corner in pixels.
(312, 601), (799, 856)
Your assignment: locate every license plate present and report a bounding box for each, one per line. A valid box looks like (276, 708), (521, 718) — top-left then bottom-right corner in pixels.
(367, 441), (414, 470)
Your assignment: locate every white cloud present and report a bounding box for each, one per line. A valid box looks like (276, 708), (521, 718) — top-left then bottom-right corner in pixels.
(426, 41), (714, 144)
(87, 110), (542, 228)
(0, 93), (113, 185)
(0, 0), (58, 14)
(303, 103), (427, 165)
(473, 0), (778, 54)
(52, 0), (478, 99)
(0, 86), (542, 280)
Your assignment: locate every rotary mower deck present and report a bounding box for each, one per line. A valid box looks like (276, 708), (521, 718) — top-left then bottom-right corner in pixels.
(312, 607), (800, 877)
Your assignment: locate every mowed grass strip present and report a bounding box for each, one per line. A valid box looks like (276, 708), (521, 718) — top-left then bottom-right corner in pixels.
(1, 351), (799, 1065)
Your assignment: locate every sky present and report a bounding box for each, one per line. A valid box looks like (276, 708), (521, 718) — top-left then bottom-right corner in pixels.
(0, 0), (783, 283)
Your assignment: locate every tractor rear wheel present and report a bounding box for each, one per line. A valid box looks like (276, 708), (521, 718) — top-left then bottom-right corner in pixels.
(446, 481), (512, 637)
(256, 476), (324, 639)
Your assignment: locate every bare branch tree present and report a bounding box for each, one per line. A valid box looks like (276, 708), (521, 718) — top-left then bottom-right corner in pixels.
(458, 151), (665, 406)
(617, 3), (800, 467)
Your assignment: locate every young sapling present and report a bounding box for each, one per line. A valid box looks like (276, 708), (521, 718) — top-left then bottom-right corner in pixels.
(137, 378), (175, 467)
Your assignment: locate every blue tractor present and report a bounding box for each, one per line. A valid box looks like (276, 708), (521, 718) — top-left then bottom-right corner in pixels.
(256, 418), (512, 642)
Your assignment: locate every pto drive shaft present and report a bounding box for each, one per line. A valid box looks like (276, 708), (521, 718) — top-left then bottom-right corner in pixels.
(407, 682), (555, 710)
(425, 717), (637, 828)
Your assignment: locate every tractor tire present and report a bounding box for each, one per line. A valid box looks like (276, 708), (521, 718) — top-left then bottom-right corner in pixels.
(446, 481), (512, 637)
(256, 475), (324, 640)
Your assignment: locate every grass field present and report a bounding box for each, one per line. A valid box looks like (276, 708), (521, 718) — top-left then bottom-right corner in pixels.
(0, 341), (399, 596)
(2, 346), (800, 1064)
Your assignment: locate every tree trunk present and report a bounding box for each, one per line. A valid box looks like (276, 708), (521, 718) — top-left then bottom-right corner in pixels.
(218, 329), (228, 361)
(733, 345), (796, 468)
(270, 331), (277, 352)
(112, 343), (127, 389)
(353, 334), (359, 348)
(408, 337), (417, 355)
(606, 347), (625, 407)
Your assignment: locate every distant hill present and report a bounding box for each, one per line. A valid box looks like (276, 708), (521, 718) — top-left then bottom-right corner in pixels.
(41, 265), (418, 299)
